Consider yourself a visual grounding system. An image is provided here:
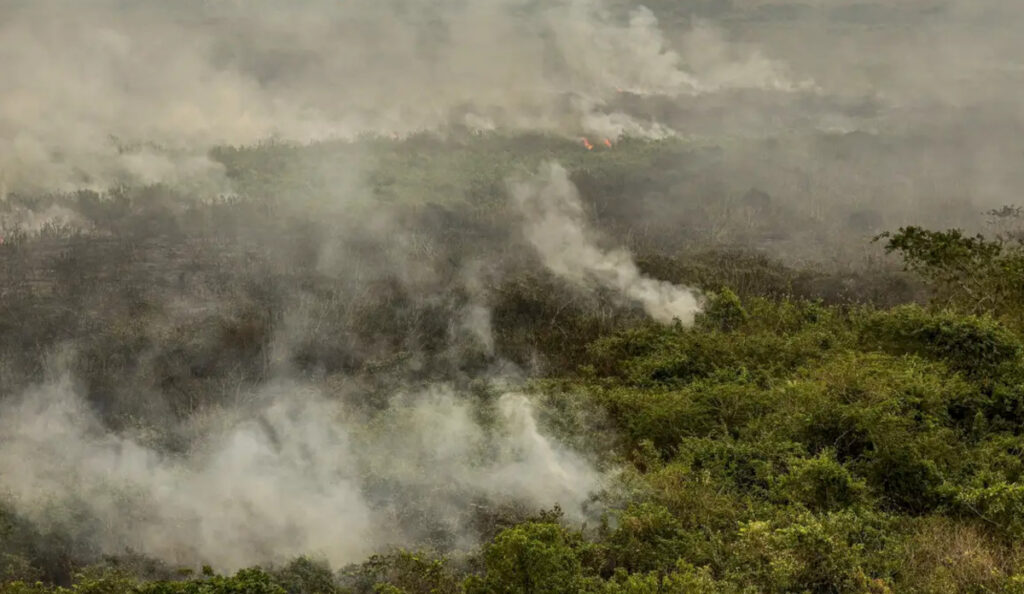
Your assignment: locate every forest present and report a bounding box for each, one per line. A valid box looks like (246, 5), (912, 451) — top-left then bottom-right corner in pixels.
(3, 0), (1024, 592)
(2, 133), (1023, 593)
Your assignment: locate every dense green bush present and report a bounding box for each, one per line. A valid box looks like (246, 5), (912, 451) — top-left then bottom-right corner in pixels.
(464, 523), (587, 594)
(773, 449), (870, 512)
(862, 305), (1022, 377)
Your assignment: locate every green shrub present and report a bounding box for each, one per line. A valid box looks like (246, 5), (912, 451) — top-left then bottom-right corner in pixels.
(465, 523), (585, 594)
(341, 551), (458, 594)
(585, 320), (836, 388)
(271, 557), (338, 594)
(955, 483), (1024, 540)
(642, 459), (750, 536)
(602, 561), (727, 593)
(600, 503), (685, 574)
(66, 568), (135, 594)
(862, 305), (1021, 377)
(673, 438), (798, 498)
(139, 568), (285, 594)
(730, 511), (897, 594)
(594, 386), (714, 455)
(697, 289), (747, 332)
(0, 583), (52, 594)
(774, 450), (869, 512)
(864, 451), (948, 515)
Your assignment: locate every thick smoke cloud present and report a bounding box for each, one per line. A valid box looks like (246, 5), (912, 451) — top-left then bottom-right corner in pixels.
(2, 1), (1021, 227)
(0, 0), (802, 193)
(0, 360), (601, 570)
(512, 162), (702, 324)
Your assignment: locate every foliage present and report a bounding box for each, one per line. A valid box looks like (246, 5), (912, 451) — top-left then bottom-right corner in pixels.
(271, 557), (338, 594)
(773, 449), (869, 512)
(464, 523), (587, 594)
(862, 305), (1022, 377)
(7, 138), (1024, 593)
(341, 551), (458, 594)
(878, 225), (1024, 322)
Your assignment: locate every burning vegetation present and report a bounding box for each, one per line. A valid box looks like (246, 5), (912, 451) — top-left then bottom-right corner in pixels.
(3, 1), (1024, 593)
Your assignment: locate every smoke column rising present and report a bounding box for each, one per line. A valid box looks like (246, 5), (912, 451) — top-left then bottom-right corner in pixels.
(512, 162), (702, 325)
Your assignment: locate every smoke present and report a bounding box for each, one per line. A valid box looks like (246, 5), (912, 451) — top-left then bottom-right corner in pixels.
(6, 0), (1024, 579)
(0, 362), (602, 570)
(512, 162), (702, 325)
(0, 0), (805, 194)
(0, 203), (87, 236)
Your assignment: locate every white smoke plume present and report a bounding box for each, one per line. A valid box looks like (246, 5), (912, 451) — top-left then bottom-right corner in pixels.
(0, 368), (602, 570)
(0, 0), (805, 193)
(511, 162), (702, 325)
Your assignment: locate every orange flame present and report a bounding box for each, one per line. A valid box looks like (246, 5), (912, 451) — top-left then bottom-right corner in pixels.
(581, 137), (594, 150)
(603, 138), (613, 148)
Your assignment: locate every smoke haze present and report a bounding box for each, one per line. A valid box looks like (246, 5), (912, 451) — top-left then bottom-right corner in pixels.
(2, 0), (1024, 580)
(0, 358), (601, 569)
(1, 1), (1018, 252)
(0, 0), (802, 193)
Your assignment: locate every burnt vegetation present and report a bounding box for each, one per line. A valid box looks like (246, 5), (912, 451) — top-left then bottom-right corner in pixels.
(3, 133), (1024, 592)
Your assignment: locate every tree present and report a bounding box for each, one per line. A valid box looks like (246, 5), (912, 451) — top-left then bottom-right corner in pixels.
(877, 226), (1024, 320)
(465, 523), (585, 594)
